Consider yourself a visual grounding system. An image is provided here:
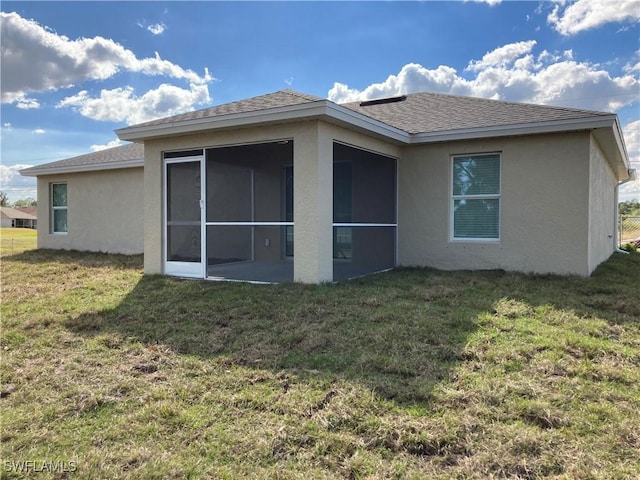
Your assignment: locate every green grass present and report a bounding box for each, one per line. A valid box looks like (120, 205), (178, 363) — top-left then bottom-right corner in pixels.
(1, 248), (639, 479)
(0, 228), (37, 256)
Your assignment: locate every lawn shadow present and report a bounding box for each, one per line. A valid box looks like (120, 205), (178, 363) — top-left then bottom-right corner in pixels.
(63, 252), (639, 405)
(64, 268), (486, 405)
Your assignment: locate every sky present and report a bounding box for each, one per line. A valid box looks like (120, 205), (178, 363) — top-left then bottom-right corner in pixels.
(1, 0), (639, 202)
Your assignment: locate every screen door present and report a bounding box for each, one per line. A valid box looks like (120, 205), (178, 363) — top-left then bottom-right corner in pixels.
(164, 155), (205, 278)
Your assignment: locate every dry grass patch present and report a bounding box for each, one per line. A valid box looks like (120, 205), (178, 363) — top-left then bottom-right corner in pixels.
(1, 248), (639, 479)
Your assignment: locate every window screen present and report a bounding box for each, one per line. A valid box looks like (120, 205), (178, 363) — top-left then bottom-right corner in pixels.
(51, 183), (68, 233)
(452, 154), (500, 240)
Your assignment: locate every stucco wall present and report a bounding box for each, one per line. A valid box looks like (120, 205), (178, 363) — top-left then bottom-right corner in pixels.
(398, 131), (593, 276)
(588, 135), (616, 273)
(36, 167), (143, 254)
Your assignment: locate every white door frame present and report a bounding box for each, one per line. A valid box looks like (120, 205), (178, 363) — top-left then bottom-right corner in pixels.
(163, 154), (205, 278)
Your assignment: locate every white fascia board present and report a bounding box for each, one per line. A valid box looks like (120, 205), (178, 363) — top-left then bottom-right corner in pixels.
(116, 100), (409, 143)
(409, 115), (617, 144)
(611, 116), (630, 169)
(116, 101), (330, 141)
(592, 117), (631, 180)
(19, 159), (144, 177)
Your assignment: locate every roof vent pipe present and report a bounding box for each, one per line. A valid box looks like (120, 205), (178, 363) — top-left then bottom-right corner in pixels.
(359, 95), (407, 107)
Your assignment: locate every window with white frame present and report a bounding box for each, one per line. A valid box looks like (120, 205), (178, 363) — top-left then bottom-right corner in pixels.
(451, 153), (500, 240)
(51, 183), (68, 233)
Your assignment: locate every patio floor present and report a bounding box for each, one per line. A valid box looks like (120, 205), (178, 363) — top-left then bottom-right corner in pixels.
(207, 260), (392, 283)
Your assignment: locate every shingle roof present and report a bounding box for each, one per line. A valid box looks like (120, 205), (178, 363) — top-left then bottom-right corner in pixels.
(340, 92), (611, 134)
(26, 89), (623, 176)
(124, 89), (611, 135)
(132, 90), (324, 127)
(20, 142), (143, 175)
(0, 206), (37, 220)
(14, 206), (37, 216)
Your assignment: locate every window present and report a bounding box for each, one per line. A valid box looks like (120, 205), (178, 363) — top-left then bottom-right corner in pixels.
(51, 183), (68, 233)
(451, 154), (500, 240)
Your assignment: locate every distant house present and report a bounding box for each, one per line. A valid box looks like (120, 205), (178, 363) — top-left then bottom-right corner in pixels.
(14, 206), (37, 217)
(0, 206), (37, 229)
(21, 90), (634, 282)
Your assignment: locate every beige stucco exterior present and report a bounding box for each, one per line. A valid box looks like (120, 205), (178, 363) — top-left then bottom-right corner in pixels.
(143, 120), (401, 282)
(36, 168), (143, 254)
(31, 107), (625, 281)
(397, 131), (601, 276)
(588, 135), (617, 273)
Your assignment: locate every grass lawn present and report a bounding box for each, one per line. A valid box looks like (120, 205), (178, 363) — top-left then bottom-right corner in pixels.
(0, 228), (37, 256)
(1, 244), (639, 479)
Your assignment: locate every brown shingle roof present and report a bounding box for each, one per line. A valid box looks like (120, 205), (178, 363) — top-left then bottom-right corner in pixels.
(20, 142), (143, 175)
(121, 89), (612, 136)
(26, 90), (620, 176)
(0, 206), (37, 220)
(14, 206), (37, 216)
(132, 90), (324, 127)
(340, 92), (611, 134)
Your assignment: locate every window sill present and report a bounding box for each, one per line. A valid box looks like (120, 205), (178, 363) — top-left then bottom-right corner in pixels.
(450, 238), (500, 244)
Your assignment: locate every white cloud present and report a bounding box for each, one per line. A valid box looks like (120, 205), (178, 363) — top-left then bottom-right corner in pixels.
(623, 120), (640, 166)
(14, 95), (40, 109)
(90, 139), (124, 152)
(548, 0), (640, 36)
(620, 121), (640, 199)
(623, 50), (640, 73)
(0, 12), (213, 104)
(327, 41), (639, 113)
(330, 64), (470, 103)
(147, 23), (166, 35)
(3, 123), (11, 128)
(0, 163), (33, 184)
(468, 0), (502, 5)
(0, 163), (36, 200)
(625, 61), (640, 73)
(466, 40), (537, 71)
(31, 128), (45, 134)
(57, 82), (211, 125)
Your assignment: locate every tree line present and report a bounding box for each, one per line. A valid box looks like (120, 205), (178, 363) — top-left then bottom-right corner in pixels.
(619, 200), (640, 216)
(0, 191), (37, 207)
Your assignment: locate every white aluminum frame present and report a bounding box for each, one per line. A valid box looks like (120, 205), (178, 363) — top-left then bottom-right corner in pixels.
(330, 143), (399, 267)
(163, 153), (206, 278)
(203, 146), (295, 268)
(449, 152), (502, 243)
(50, 182), (68, 235)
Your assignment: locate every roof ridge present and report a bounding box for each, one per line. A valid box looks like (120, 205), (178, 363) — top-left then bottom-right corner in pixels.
(340, 90), (612, 117)
(61, 142), (142, 162)
(280, 89), (325, 102)
(403, 91), (611, 116)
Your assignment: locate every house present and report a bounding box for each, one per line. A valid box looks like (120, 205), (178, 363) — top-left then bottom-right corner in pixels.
(21, 90), (633, 283)
(20, 143), (144, 254)
(0, 206), (37, 229)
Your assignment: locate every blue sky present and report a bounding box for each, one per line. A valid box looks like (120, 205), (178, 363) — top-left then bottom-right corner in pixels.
(1, 0), (639, 201)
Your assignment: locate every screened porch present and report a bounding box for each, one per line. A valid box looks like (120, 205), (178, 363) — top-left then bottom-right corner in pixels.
(165, 140), (397, 283)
